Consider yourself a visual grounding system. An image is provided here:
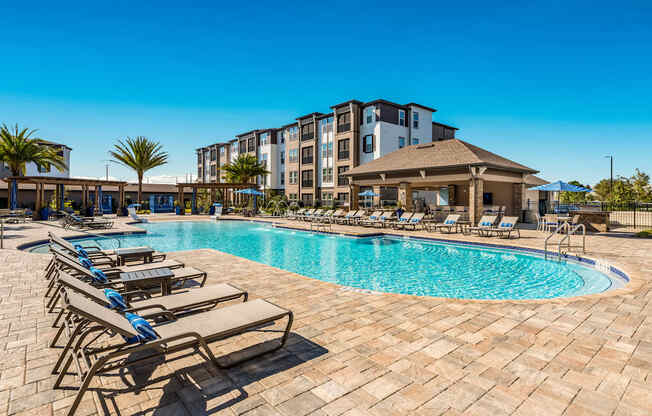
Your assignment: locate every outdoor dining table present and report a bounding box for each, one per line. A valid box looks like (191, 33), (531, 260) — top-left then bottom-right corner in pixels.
(120, 267), (174, 295)
(114, 247), (155, 266)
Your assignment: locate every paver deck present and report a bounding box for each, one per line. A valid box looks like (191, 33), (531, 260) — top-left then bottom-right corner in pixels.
(0, 215), (650, 415)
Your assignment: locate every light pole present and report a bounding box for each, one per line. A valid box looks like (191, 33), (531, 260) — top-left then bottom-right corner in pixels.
(604, 155), (613, 198)
(102, 160), (122, 181)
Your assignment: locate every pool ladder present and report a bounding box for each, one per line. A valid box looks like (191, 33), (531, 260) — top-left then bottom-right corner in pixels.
(544, 222), (585, 259)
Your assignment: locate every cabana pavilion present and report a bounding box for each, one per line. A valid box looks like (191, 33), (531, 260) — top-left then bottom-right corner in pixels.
(175, 182), (254, 213)
(343, 139), (538, 224)
(3, 176), (128, 219)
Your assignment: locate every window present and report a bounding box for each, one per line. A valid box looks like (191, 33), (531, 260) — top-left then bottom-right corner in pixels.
(302, 193), (313, 205)
(301, 147), (313, 164)
(322, 168), (333, 183)
(321, 142), (333, 159)
(411, 137), (419, 145)
(327, 142), (333, 158)
(338, 139), (350, 160)
(197, 167), (202, 179)
(261, 153), (268, 168)
(288, 149), (298, 163)
(288, 193), (298, 200)
(280, 151), (285, 164)
(38, 164), (51, 173)
(197, 153), (202, 164)
(260, 132), (269, 146)
(337, 112), (351, 133)
(398, 136), (406, 149)
(321, 192), (333, 201)
(231, 143), (238, 154)
(278, 130), (285, 144)
(289, 171), (298, 184)
(365, 107), (375, 124)
(280, 171), (285, 185)
(399, 109), (406, 126)
(337, 193), (349, 203)
(302, 170), (313, 187)
(337, 166), (349, 186)
(239, 141), (246, 154)
(301, 123), (314, 141)
(288, 126), (298, 141)
(220, 147), (225, 155)
(210, 149), (216, 160)
(210, 165), (216, 176)
(413, 111), (419, 129)
(247, 138), (255, 152)
(483, 192), (493, 205)
(363, 135), (374, 153)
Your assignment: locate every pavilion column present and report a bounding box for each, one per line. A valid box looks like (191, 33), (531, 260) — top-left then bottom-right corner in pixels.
(469, 178), (484, 225)
(59, 184), (65, 211)
(81, 185), (87, 210)
(94, 185), (100, 215)
(511, 182), (525, 219)
(372, 185), (381, 208)
(398, 182), (413, 211)
(118, 185), (125, 215)
(191, 187), (197, 214)
(33, 183), (42, 220)
(350, 184), (360, 210)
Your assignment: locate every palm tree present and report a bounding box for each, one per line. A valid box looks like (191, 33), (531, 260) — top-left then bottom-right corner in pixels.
(109, 136), (168, 204)
(221, 154), (269, 184)
(0, 124), (67, 176)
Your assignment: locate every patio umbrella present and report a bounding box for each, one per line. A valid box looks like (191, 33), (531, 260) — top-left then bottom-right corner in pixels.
(358, 190), (380, 197)
(530, 180), (591, 213)
(9, 179), (17, 210)
(236, 188), (264, 212)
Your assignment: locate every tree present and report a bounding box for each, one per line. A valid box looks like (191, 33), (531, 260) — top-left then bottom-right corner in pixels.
(0, 124), (67, 176)
(220, 154), (269, 184)
(560, 180), (591, 204)
(592, 168), (652, 203)
(631, 169), (652, 202)
(109, 136), (168, 204)
(266, 195), (288, 216)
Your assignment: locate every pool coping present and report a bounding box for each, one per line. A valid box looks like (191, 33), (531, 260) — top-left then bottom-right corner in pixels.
(22, 217), (637, 304)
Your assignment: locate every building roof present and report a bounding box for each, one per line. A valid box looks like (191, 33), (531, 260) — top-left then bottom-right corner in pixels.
(295, 112), (324, 120)
(36, 139), (72, 151)
(432, 121), (459, 130)
(525, 175), (549, 186)
(404, 102), (437, 113)
(280, 121), (298, 128)
(330, 99), (363, 109)
(344, 139), (538, 176)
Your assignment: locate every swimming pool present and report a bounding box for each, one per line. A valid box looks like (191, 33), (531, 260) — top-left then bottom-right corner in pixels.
(39, 221), (624, 300)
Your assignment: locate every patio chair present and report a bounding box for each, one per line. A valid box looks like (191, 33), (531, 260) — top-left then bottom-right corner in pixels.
(535, 213), (544, 231)
(544, 214), (559, 232)
(61, 212), (113, 230)
(349, 210), (366, 225)
(389, 212), (413, 229)
(397, 212), (425, 230)
(337, 210), (358, 224)
(427, 214), (461, 233)
(487, 216), (520, 239)
(467, 215), (498, 236)
(127, 206), (148, 223)
(53, 290), (292, 416)
(317, 209), (335, 223)
(299, 208), (315, 221)
(330, 209), (345, 222)
(48, 271), (247, 346)
(360, 211), (382, 227)
(373, 211), (394, 228)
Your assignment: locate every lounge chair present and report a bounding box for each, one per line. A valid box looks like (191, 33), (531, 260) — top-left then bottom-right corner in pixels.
(360, 211), (382, 227)
(330, 209), (345, 223)
(390, 212), (413, 229)
(53, 290), (292, 416)
(373, 211), (393, 228)
(47, 251), (205, 297)
(288, 208), (304, 220)
(62, 212), (113, 230)
(317, 209), (335, 223)
(467, 215), (498, 237)
(348, 210), (365, 225)
(308, 209), (325, 222)
(427, 214), (461, 233)
(299, 208), (315, 221)
(337, 210), (358, 224)
(48, 271), (248, 347)
(398, 212), (425, 230)
(127, 205), (148, 223)
(487, 216), (520, 239)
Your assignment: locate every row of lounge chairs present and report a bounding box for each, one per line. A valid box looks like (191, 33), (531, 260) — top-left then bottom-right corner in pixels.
(44, 234), (293, 416)
(286, 209), (520, 238)
(59, 211), (114, 229)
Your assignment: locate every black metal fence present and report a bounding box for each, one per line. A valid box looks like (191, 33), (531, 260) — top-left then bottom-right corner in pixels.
(529, 201), (652, 231)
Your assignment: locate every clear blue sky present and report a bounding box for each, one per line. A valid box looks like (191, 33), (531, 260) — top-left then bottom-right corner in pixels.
(1, 1), (650, 185)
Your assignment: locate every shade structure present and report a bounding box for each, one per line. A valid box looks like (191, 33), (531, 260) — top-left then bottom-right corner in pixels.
(235, 188), (264, 196)
(530, 180), (591, 193)
(358, 190), (380, 197)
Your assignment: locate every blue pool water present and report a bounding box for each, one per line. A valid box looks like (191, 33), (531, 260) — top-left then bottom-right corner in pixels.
(44, 221), (619, 300)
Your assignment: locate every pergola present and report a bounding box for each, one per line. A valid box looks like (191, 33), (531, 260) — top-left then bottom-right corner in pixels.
(175, 182), (253, 213)
(3, 176), (128, 219)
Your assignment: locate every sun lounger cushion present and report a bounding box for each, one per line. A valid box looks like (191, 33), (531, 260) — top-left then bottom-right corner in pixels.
(411, 218), (420, 223)
(500, 223), (513, 228)
(76, 247), (90, 258)
(79, 256), (93, 268)
(445, 220), (455, 225)
(481, 221), (492, 226)
(104, 288), (127, 310)
(124, 312), (159, 343)
(89, 267), (108, 284)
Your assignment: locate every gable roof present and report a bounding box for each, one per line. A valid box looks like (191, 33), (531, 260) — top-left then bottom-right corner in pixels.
(344, 139), (537, 176)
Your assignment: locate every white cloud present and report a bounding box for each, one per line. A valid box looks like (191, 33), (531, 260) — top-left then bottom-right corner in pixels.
(72, 174), (188, 184)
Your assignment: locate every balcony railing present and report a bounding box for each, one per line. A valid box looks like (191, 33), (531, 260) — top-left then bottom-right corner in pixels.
(338, 151), (350, 160)
(302, 180), (313, 187)
(301, 133), (314, 141)
(301, 157), (313, 165)
(338, 177), (348, 186)
(337, 123), (350, 133)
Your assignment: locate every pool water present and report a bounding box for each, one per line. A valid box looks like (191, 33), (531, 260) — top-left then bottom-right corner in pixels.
(46, 221), (619, 300)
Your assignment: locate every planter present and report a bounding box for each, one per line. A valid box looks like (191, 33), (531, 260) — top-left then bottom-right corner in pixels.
(40, 207), (50, 220)
(175, 206), (184, 215)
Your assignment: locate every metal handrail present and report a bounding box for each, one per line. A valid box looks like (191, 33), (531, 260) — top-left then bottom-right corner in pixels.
(544, 222), (568, 258)
(557, 223), (586, 256)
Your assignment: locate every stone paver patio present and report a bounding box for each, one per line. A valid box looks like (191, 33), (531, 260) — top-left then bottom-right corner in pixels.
(0, 216), (650, 415)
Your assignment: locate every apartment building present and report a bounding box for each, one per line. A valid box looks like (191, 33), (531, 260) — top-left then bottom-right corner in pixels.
(0, 139), (72, 179)
(196, 98), (457, 206)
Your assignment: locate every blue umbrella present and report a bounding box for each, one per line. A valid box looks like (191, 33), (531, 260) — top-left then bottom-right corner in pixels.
(530, 180), (591, 192)
(9, 179), (17, 210)
(358, 190), (380, 197)
(236, 188), (264, 196)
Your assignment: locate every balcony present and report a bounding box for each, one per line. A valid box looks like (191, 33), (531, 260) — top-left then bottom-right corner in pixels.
(337, 123), (350, 133)
(302, 180), (313, 187)
(338, 151), (350, 160)
(301, 157), (313, 165)
(301, 133), (314, 141)
(338, 177), (348, 186)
